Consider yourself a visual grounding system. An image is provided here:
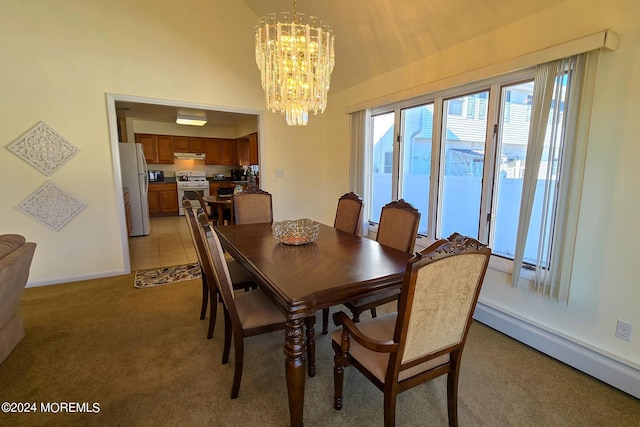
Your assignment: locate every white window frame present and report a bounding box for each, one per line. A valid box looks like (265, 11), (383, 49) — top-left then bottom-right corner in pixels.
(366, 68), (536, 279)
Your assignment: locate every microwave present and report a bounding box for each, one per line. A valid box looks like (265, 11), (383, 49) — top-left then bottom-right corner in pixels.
(148, 170), (164, 182)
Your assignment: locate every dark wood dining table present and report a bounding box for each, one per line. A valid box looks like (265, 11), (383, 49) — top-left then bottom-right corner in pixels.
(203, 194), (233, 225)
(214, 221), (411, 427)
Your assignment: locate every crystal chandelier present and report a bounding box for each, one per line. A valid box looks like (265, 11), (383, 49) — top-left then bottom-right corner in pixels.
(255, 0), (335, 126)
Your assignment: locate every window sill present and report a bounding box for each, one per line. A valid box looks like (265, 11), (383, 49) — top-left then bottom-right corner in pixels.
(489, 255), (535, 282)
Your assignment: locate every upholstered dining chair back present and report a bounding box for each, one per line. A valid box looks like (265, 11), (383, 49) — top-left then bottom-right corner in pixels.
(182, 198), (206, 269)
(183, 198), (211, 319)
(233, 188), (273, 224)
(196, 211), (286, 399)
(399, 233), (490, 363)
(376, 199), (421, 254)
(332, 233), (491, 426)
(185, 198), (254, 339)
(197, 212), (237, 308)
(333, 192), (364, 235)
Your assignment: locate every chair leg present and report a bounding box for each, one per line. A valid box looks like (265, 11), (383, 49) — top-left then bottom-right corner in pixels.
(322, 308), (330, 334)
(207, 288), (218, 339)
(383, 391), (398, 427)
(447, 362), (460, 427)
(305, 316), (316, 377)
(333, 354), (345, 410)
(231, 333), (244, 399)
(200, 269), (208, 320)
(222, 308), (232, 364)
(333, 346), (351, 411)
(370, 307), (377, 318)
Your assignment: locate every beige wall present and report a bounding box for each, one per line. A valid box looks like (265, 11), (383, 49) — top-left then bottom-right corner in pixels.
(328, 0), (640, 369)
(0, 0), (270, 282)
(1, 0), (638, 379)
(0, 0), (344, 287)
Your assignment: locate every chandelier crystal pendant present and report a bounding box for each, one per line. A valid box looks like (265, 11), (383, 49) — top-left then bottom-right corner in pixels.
(255, 0), (335, 126)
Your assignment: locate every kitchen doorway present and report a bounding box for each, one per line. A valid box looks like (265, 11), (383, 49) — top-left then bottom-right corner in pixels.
(106, 93), (262, 273)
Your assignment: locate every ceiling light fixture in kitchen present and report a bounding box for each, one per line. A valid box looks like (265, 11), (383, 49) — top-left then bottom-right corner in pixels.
(176, 114), (207, 126)
(255, 0), (335, 126)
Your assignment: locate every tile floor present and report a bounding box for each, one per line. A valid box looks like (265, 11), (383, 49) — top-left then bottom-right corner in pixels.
(129, 216), (198, 271)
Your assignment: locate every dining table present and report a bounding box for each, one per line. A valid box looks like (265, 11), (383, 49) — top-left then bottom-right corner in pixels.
(214, 221), (411, 427)
(203, 194), (233, 225)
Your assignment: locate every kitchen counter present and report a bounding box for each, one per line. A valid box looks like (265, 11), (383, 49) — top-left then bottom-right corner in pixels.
(207, 177), (234, 182)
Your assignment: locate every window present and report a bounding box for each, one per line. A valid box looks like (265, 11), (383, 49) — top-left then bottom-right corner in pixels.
(448, 98), (463, 115)
(399, 104), (433, 234)
(370, 112), (395, 223)
(365, 55), (587, 299)
(492, 81), (533, 260)
(440, 92), (488, 240)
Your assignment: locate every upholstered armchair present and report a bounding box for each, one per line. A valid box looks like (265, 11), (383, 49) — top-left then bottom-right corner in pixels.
(332, 233), (491, 426)
(0, 234), (36, 364)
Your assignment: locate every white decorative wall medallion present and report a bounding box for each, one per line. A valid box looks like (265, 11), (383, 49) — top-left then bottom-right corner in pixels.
(7, 121), (80, 176)
(18, 181), (86, 232)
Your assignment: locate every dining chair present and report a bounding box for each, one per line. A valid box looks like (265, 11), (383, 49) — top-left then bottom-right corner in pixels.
(196, 211), (286, 399)
(333, 191), (364, 234)
(182, 198), (254, 339)
(195, 191), (216, 221)
(321, 192), (365, 333)
(332, 233), (491, 427)
(342, 199), (421, 324)
(232, 187), (273, 224)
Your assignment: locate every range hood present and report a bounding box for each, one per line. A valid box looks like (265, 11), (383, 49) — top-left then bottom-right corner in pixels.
(174, 152), (206, 160)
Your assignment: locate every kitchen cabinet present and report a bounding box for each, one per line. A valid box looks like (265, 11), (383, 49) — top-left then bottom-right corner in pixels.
(136, 134), (156, 163)
(248, 132), (259, 165)
(137, 132), (241, 166)
(204, 138), (236, 165)
(148, 182), (179, 216)
(174, 136), (205, 153)
(236, 133), (259, 166)
(236, 137), (250, 166)
(174, 136), (190, 152)
(189, 137), (205, 153)
(220, 138), (236, 165)
(135, 133), (175, 164)
(203, 138), (221, 164)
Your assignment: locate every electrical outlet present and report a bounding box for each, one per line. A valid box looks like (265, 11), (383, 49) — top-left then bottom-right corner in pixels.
(615, 320), (632, 342)
(275, 169), (284, 177)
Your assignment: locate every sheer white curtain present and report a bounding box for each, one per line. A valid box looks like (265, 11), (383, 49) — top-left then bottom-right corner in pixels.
(349, 110), (369, 235)
(511, 51), (599, 301)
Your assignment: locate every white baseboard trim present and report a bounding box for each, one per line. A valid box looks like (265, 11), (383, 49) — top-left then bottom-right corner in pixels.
(473, 302), (640, 399)
(26, 269), (128, 288)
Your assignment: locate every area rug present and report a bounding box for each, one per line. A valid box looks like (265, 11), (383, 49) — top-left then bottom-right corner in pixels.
(134, 263), (201, 288)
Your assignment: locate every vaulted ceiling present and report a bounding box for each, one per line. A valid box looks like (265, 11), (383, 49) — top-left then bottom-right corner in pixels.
(243, 0), (565, 92)
(118, 0), (565, 126)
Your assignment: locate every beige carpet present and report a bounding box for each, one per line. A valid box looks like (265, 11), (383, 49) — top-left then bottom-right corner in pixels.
(0, 274), (638, 426)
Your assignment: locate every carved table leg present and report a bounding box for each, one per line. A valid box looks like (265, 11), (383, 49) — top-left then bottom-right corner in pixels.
(284, 318), (306, 427)
(305, 316), (316, 377)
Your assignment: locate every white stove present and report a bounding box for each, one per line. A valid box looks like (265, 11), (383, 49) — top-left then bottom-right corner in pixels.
(176, 171), (210, 215)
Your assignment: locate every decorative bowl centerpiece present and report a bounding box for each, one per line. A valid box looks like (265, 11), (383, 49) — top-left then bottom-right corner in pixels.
(272, 219), (319, 246)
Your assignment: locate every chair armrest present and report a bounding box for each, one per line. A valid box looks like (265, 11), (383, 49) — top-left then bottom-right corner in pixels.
(333, 311), (399, 353)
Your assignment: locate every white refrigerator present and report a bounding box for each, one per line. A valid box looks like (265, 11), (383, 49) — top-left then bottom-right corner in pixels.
(119, 143), (150, 236)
